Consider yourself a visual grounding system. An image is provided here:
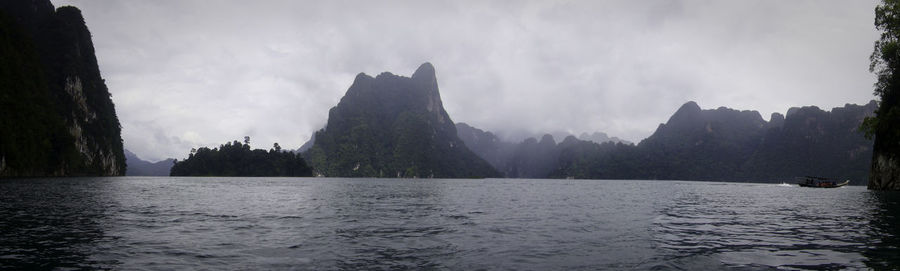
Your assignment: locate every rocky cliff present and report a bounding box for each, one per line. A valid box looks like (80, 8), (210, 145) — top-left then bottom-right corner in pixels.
(304, 63), (499, 178)
(0, 0), (125, 177)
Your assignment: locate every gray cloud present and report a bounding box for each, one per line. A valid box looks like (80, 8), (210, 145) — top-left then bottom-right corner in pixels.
(52, 0), (879, 161)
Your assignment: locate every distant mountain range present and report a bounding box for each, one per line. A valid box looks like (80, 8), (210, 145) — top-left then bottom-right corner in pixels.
(303, 63), (499, 178)
(498, 130), (631, 146)
(0, 0), (125, 177)
(457, 101), (875, 184)
(298, 63), (874, 183)
(124, 149), (173, 176)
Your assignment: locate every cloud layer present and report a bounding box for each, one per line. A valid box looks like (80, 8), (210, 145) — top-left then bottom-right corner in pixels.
(52, 0), (879, 161)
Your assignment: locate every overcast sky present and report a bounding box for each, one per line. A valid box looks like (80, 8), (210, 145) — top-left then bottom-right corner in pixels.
(52, 0), (879, 162)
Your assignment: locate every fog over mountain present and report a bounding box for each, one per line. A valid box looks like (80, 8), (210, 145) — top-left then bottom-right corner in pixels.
(458, 101), (876, 182)
(50, 0), (878, 162)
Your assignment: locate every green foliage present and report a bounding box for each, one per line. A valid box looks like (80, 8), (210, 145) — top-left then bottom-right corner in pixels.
(860, 115), (878, 140)
(870, 0), (900, 153)
(170, 140), (313, 177)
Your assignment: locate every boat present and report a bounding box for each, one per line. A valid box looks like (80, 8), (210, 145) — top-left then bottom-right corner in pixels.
(796, 176), (850, 188)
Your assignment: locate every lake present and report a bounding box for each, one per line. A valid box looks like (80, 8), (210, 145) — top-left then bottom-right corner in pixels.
(1, 177), (899, 270)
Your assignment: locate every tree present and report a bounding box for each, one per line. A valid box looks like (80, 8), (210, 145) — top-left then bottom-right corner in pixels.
(244, 136), (250, 145)
(170, 138), (313, 177)
(866, 0), (900, 190)
(273, 142), (281, 152)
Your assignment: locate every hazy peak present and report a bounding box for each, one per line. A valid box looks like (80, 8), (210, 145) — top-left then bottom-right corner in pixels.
(412, 62), (436, 81)
(353, 72), (372, 82)
(539, 134), (556, 145)
(679, 101), (701, 113)
(666, 101), (702, 126)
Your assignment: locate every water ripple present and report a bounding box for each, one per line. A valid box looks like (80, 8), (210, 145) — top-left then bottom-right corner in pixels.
(1, 178), (899, 270)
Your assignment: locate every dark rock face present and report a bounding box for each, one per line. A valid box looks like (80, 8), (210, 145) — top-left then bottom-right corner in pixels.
(870, 149), (900, 190)
(124, 150), (174, 176)
(0, 1), (125, 177)
(869, 97), (900, 190)
(305, 63), (499, 178)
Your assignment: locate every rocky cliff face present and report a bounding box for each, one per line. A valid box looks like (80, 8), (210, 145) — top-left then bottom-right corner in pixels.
(0, 0), (125, 177)
(870, 148), (900, 190)
(869, 99), (900, 189)
(304, 63), (499, 178)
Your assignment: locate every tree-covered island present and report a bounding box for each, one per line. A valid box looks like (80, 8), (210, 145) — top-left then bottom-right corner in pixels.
(170, 138), (313, 177)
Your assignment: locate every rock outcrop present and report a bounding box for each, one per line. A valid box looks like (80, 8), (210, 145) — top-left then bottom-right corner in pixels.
(304, 63), (499, 178)
(0, 0), (125, 177)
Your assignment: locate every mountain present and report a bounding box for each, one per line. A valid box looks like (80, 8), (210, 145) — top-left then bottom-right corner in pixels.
(552, 101), (876, 183)
(0, 1), (125, 177)
(124, 149), (174, 176)
(633, 101), (770, 180)
(505, 134), (561, 178)
(304, 63), (499, 178)
(737, 101), (877, 183)
(459, 101), (876, 183)
(456, 123), (634, 178)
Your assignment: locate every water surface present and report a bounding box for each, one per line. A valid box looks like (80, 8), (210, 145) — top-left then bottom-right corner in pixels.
(1, 177), (899, 270)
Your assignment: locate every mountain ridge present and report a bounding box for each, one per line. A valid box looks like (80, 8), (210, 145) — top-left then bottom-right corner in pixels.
(457, 100), (876, 183)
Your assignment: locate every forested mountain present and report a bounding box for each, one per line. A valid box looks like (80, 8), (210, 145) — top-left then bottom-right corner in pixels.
(628, 101), (771, 180)
(304, 63), (499, 178)
(460, 101), (876, 184)
(736, 103), (876, 182)
(0, 1), (124, 177)
(457, 122), (631, 178)
(170, 140), (312, 177)
(125, 150), (174, 176)
(554, 101), (876, 184)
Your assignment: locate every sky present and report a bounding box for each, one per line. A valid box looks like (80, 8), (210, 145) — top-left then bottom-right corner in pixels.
(51, 0), (880, 162)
